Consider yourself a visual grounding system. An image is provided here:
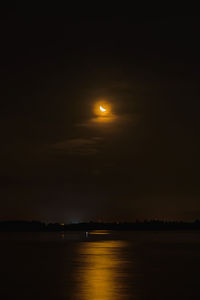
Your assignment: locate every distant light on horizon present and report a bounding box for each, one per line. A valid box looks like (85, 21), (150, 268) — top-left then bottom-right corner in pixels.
(70, 220), (80, 224)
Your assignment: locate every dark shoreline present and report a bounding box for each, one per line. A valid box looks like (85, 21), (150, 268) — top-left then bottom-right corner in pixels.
(1, 220), (200, 232)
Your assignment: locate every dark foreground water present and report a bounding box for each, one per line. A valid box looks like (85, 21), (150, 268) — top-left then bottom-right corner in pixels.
(0, 231), (200, 299)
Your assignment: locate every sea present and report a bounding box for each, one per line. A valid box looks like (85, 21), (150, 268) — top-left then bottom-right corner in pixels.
(0, 230), (200, 299)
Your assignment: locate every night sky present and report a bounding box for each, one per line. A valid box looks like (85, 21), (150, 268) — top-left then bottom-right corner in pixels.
(1, 14), (200, 222)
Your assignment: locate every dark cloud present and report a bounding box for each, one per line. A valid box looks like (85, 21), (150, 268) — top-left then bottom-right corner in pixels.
(51, 137), (103, 156)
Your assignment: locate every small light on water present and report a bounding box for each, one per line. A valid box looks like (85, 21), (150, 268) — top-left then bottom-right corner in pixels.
(89, 230), (110, 235)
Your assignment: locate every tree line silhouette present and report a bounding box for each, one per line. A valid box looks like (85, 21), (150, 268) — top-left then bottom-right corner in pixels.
(0, 220), (200, 231)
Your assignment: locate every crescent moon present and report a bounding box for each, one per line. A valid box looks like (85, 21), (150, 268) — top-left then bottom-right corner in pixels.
(100, 106), (106, 112)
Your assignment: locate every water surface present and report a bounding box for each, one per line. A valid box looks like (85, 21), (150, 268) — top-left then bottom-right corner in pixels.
(0, 230), (200, 299)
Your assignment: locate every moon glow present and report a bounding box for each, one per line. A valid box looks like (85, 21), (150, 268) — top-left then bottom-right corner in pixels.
(94, 101), (113, 122)
(100, 106), (106, 112)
